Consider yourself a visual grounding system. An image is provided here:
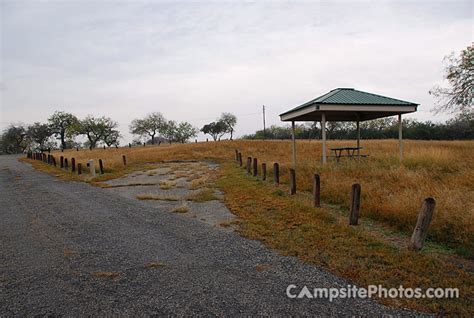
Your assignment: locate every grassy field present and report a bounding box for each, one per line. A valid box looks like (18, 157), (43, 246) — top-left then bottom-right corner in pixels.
(25, 139), (474, 314)
(42, 139), (474, 256)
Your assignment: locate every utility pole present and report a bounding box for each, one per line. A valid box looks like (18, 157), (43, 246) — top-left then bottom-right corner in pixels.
(262, 105), (266, 140)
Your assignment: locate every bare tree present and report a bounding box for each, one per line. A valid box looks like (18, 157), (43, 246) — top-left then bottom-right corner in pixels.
(429, 45), (473, 114)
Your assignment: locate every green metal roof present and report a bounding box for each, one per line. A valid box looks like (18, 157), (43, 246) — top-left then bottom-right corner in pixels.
(280, 88), (418, 116)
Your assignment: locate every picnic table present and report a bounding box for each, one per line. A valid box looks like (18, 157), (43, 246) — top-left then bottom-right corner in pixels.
(330, 147), (365, 162)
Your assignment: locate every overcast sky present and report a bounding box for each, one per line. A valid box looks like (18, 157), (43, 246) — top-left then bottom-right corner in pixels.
(1, 0), (472, 142)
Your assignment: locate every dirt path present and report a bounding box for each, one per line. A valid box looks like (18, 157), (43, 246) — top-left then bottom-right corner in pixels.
(0, 155), (415, 316)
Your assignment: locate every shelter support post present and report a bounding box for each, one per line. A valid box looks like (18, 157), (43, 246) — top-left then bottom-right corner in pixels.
(321, 112), (327, 164)
(291, 121), (296, 169)
(356, 120), (360, 157)
(398, 114), (403, 161)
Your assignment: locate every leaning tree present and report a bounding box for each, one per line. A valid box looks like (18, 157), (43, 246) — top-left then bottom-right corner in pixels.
(219, 113), (237, 140)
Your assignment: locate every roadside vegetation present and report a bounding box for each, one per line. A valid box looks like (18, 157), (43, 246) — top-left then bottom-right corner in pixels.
(23, 138), (474, 314)
(31, 139), (474, 256)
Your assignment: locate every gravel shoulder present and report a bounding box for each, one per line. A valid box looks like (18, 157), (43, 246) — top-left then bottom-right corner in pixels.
(0, 155), (415, 316)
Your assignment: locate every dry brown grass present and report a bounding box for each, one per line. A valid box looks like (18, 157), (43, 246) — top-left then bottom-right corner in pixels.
(136, 193), (180, 201)
(172, 203), (189, 213)
(159, 180), (177, 190)
(31, 140), (474, 255)
(217, 161), (473, 314)
(188, 175), (209, 189)
(255, 264), (272, 272)
(63, 247), (74, 258)
(219, 219), (240, 228)
(186, 188), (219, 202)
(98, 182), (157, 188)
(145, 262), (166, 269)
(91, 271), (120, 280)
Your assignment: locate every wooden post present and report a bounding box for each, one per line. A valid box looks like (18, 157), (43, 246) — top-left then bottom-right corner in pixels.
(291, 121), (296, 169)
(321, 112), (327, 164)
(349, 183), (361, 225)
(77, 163), (82, 175)
(273, 163), (279, 185)
(356, 120), (360, 157)
(409, 198), (436, 251)
(235, 149), (239, 161)
(262, 163), (267, 181)
(246, 157), (252, 175)
(71, 158), (76, 172)
(313, 174), (321, 207)
(52, 156), (56, 167)
(122, 155), (127, 166)
(289, 168), (296, 195)
(253, 158), (258, 176)
(64, 158), (68, 170)
(60, 156), (64, 168)
(129, 143), (131, 148)
(398, 114), (403, 161)
(99, 159), (104, 174)
(238, 153), (242, 167)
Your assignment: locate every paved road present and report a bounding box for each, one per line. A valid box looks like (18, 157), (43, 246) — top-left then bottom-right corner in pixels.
(0, 155), (412, 316)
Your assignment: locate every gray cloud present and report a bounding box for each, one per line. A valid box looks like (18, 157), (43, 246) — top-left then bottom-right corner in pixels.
(1, 0), (472, 142)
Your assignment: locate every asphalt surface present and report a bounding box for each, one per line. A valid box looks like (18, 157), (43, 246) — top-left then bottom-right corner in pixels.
(0, 155), (414, 316)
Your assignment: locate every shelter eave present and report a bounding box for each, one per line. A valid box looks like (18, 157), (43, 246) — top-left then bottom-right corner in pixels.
(280, 104), (417, 122)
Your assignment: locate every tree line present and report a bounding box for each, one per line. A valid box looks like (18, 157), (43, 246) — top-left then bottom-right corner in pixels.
(0, 111), (238, 154)
(242, 112), (474, 140)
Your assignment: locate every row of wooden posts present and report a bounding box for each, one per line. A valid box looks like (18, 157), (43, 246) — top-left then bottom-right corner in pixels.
(235, 149), (323, 207)
(233, 149), (436, 252)
(26, 151), (130, 176)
